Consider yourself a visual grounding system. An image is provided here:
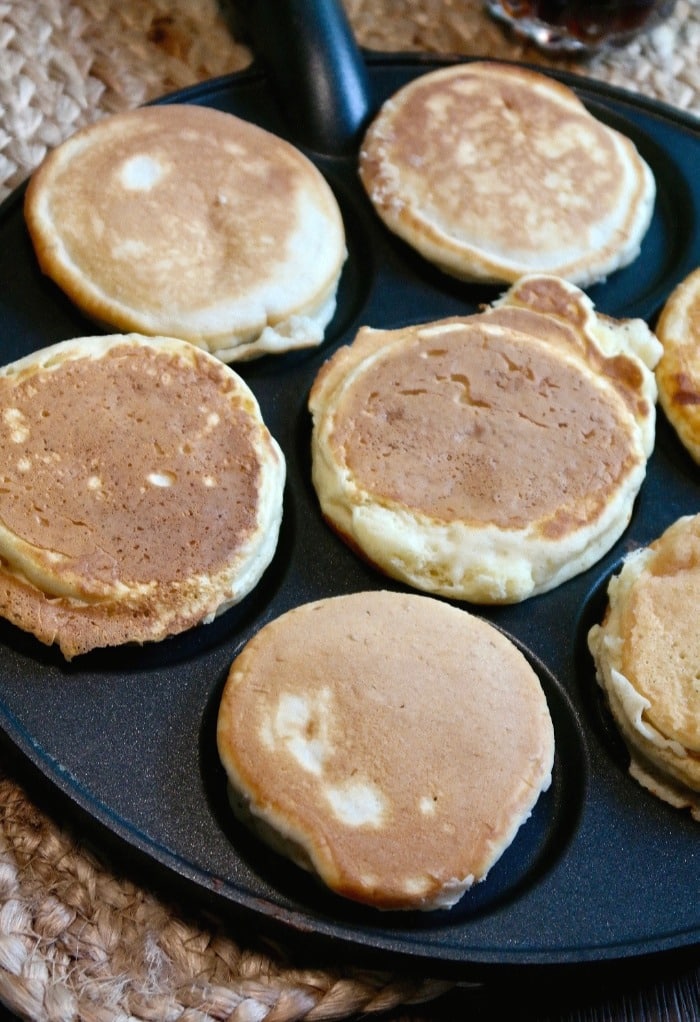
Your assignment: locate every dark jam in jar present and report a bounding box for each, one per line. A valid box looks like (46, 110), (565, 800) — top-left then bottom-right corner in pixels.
(486, 0), (675, 51)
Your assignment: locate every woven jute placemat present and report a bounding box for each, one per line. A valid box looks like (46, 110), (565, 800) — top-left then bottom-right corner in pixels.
(0, 2), (699, 1020)
(2, 0), (698, 202)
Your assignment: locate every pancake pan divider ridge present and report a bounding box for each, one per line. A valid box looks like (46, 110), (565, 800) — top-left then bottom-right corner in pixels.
(0, 50), (699, 976)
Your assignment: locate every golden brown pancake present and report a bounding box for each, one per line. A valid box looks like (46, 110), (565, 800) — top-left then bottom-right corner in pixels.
(588, 514), (700, 820)
(24, 105), (346, 362)
(359, 61), (655, 286)
(0, 334), (285, 658)
(309, 275), (661, 603)
(655, 266), (700, 463)
(217, 589), (554, 910)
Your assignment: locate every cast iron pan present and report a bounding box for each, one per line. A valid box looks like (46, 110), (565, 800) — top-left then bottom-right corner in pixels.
(0, 0), (698, 981)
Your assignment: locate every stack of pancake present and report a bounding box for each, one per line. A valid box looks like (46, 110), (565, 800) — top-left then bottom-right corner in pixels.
(309, 274), (661, 604)
(0, 335), (285, 659)
(588, 515), (700, 820)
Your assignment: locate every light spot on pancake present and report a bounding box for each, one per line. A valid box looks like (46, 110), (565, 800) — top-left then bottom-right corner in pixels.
(454, 139), (479, 167)
(120, 154), (165, 191)
(4, 408), (29, 443)
(198, 411), (221, 437)
(112, 239), (148, 260)
(358, 871), (380, 892)
(533, 123), (582, 160)
(203, 475), (217, 488)
(266, 690), (333, 776)
(17, 458), (31, 473)
(419, 795), (438, 815)
(402, 876), (432, 897)
(417, 323), (463, 341)
(147, 471), (176, 488)
(324, 778), (386, 828)
(223, 141), (247, 158)
(87, 475), (102, 491)
(425, 91), (452, 121)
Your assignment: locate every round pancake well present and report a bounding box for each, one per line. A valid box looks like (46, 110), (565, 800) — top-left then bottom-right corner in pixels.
(24, 105), (347, 362)
(216, 589), (555, 911)
(0, 334), (285, 658)
(359, 61), (655, 287)
(309, 275), (661, 603)
(588, 514), (700, 820)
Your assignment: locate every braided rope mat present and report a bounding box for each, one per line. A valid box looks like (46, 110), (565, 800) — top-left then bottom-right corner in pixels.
(0, 2), (699, 1020)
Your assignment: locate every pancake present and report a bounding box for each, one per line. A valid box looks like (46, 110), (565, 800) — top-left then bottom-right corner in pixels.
(358, 61), (655, 287)
(309, 274), (661, 603)
(24, 104), (346, 362)
(0, 334), (285, 659)
(655, 266), (700, 463)
(588, 514), (700, 820)
(216, 589), (555, 911)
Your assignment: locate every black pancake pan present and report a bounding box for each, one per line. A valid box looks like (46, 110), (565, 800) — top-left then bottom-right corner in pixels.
(0, 0), (699, 982)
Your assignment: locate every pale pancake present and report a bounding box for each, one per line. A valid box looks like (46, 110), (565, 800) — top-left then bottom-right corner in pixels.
(216, 589), (554, 911)
(655, 267), (700, 463)
(24, 105), (346, 362)
(359, 61), (655, 286)
(309, 275), (661, 603)
(588, 514), (700, 820)
(0, 334), (285, 659)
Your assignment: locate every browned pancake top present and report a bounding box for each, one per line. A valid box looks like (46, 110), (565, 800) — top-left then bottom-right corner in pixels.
(0, 341), (262, 599)
(483, 275), (651, 423)
(217, 590), (554, 909)
(358, 62), (652, 284)
(326, 321), (638, 537)
(370, 73), (617, 248)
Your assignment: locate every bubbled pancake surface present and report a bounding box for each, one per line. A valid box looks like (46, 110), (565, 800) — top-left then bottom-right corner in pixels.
(588, 514), (700, 819)
(0, 334), (285, 658)
(216, 589), (554, 911)
(24, 105), (346, 362)
(309, 275), (661, 604)
(359, 62), (655, 287)
(655, 267), (700, 463)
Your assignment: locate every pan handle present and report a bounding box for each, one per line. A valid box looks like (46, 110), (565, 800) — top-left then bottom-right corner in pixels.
(230, 0), (374, 154)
